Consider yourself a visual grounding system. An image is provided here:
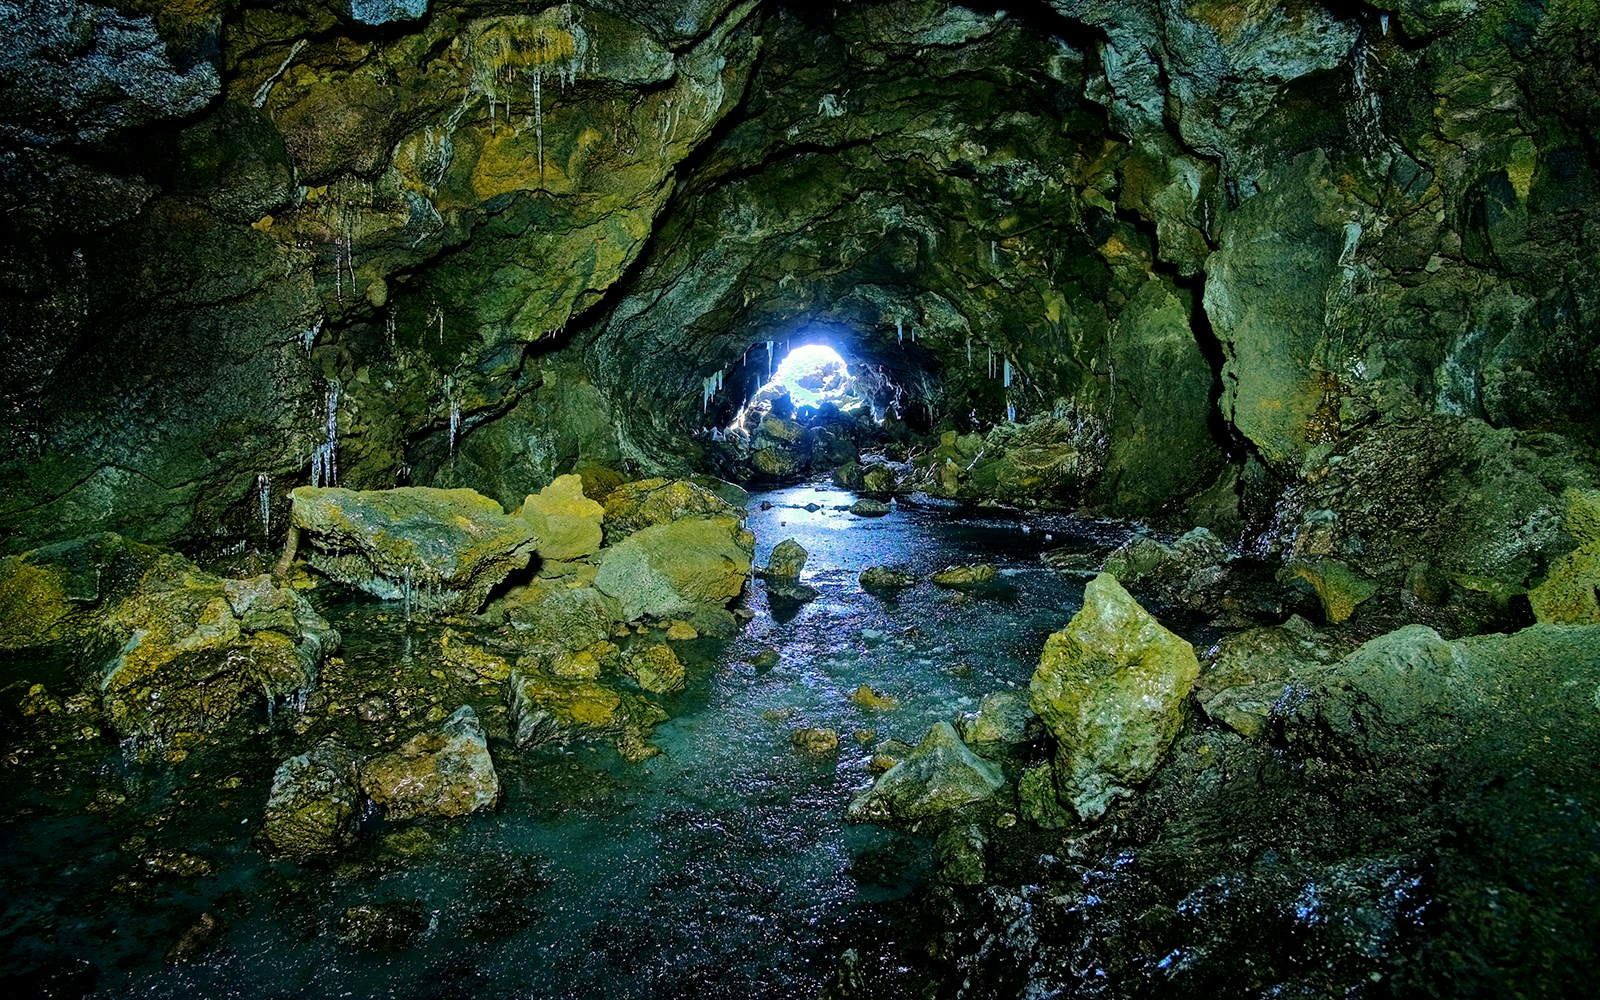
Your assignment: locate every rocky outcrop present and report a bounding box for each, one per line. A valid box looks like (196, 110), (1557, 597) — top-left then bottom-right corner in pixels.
(290, 487), (539, 615)
(846, 721), (1005, 824)
(601, 478), (740, 543)
(359, 705), (500, 820)
(1029, 573), (1200, 821)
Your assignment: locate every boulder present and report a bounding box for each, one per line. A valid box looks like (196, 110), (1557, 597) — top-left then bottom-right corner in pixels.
(850, 499), (891, 517)
(513, 474), (603, 561)
(1029, 573), (1200, 821)
(860, 565), (917, 590)
(762, 539), (809, 581)
(359, 706), (500, 820)
(0, 535), (336, 738)
(259, 738), (363, 861)
(1529, 488), (1600, 624)
(1193, 617), (1339, 739)
(595, 516), (753, 621)
(1102, 527), (1234, 606)
(931, 563), (997, 588)
(602, 477), (738, 542)
(846, 721), (1005, 824)
(290, 487), (538, 615)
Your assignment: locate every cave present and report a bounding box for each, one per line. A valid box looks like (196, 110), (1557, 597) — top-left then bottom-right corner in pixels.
(3, 0), (1599, 996)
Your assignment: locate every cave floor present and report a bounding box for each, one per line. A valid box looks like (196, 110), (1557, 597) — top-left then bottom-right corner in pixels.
(1, 485), (1165, 999)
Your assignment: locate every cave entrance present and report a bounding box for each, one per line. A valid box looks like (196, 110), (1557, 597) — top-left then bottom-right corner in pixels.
(727, 342), (878, 432)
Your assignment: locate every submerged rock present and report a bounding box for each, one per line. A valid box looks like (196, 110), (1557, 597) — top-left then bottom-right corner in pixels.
(848, 684), (899, 712)
(338, 901), (428, 953)
(290, 487), (538, 615)
(360, 706), (500, 820)
(594, 516), (753, 621)
(1029, 573), (1200, 821)
(259, 738), (363, 862)
(931, 563), (997, 588)
(847, 721), (1004, 824)
(513, 474), (604, 561)
(791, 727), (841, 755)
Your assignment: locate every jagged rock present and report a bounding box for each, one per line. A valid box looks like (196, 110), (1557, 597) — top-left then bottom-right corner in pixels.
(624, 643), (685, 694)
(594, 516), (753, 621)
(1193, 617), (1339, 739)
(850, 498), (891, 517)
(1529, 488), (1600, 624)
(860, 565), (917, 590)
(338, 901), (427, 953)
(259, 738), (363, 862)
(791, 727), (840, 755)
(359, 706), (500, 820)
(664, 620), (699, 641)
(602, 478), (739, 543)
(931, 563), (997, 588)
(761, 539), (809, 580)
(1029, 573), (1200, 821)
(750, 415), (812, 478)
(1280, 557), (1378, 624)
(959, 690), (1033, 745)
(846, 721), (1004, 824)
(1017, 763), (1077, 830)
(290, 487), (539, 615)
(513, 474), (604, 561)
(1102, 527), (1235, 606)
(848, 684), (899, 711)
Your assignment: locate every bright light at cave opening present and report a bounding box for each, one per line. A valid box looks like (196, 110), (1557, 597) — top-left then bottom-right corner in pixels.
(727, 342), (869, 432)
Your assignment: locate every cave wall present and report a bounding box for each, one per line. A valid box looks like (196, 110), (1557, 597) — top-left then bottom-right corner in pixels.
(2, 0), (1597, 600)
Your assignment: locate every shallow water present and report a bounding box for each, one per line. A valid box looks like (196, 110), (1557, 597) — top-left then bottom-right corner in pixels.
(1, 484), (1151, 999)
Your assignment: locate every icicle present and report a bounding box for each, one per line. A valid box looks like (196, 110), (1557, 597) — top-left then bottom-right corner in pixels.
(1380, 12), (1389, 34)
(1007, 402), (1016, 423)
(1003, 358), (1013, 388)
(384, 311), (396, 348)
(897, 319), (903, 344)
(766, 340), (774, 374)
(299, 317), (323, 354)
(534, 67), (545, 181)
(256, 474), (272, 536)
(310, 379), (340, 488)
(702, 369), (724, 412)
(967, 336), (972, 366)
(445, 376), (461, 455)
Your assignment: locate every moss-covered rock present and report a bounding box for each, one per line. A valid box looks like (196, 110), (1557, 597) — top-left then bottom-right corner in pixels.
(761, 539), (808, 581)
(1280, 557), (1379, 624)
(359, 705), (501, 820)
(1029, 573), (1200, 821)
(624, 643), (685, 695)
(846, 721), (1004, 824)
(959, 690), (1033, 745)
(290, 486), (539, 615)
(506, 652), (666, 753)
